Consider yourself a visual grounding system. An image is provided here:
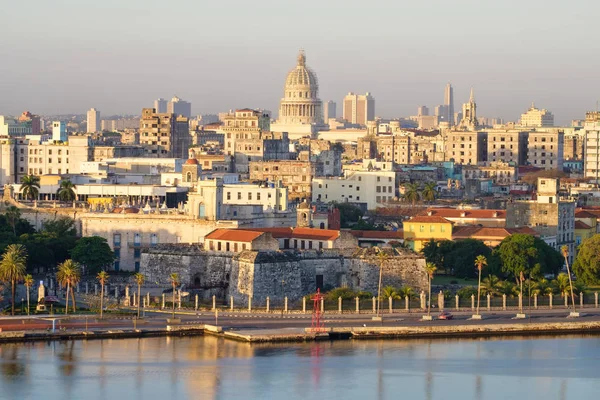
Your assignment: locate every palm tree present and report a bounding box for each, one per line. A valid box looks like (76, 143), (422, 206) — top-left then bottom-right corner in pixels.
(375, 248), (389, 317)
(474, 255), (487, 316)
(5, 206), (21, 236)
(397, 286), (414, 300)
(533, 278), (553, 296)
(422, 182), (437, 203)
(402, 183), (421, 206)
(553, 273), (571, 298)
(133, 272), (145, 318)
(20, 175), (40, 201)
(24, 274), (34, 315)
(481, 275), (500, 297)
(57, 260), (80, 314)
(425, 262), (437, 316)
(0, 244), (27, 315)
(169, 273), (180, 319)
(56, 180), (76, 202)
(97, 271), (109, 319)
(381, 286), (400, 300)
(561, 246), (577, 313)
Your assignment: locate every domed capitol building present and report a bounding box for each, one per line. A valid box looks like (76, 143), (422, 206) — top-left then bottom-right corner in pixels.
(271, 50), (327, 139)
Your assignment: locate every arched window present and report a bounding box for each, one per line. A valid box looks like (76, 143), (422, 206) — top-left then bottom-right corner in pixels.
(186, 171), (192, 182)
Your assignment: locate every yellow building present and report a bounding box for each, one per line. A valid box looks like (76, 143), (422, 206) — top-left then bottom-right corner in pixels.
(402, 216), (453, 251)
(575, 210), (597, 249)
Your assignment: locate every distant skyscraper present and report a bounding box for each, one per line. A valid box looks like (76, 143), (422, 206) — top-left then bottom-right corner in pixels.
(417, 106), (429, 116)
(343, 92), (375, 126)
(444, 83), (454, 126)
(154, 98), (167, 113)
(323, 100), (336, 122)
(434, 105), (448, 122)
(167, 96), (192, 118)
(86, 108), (100, 133)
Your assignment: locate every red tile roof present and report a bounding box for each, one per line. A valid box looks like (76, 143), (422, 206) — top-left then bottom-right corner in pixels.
(239, 227), (340, 241)
(349, 230), (404, 239)
(575, 209), (597, 218)
(419, 208), (506, 219)
(205, 229), (265, 242)
(453, 226), (539, 239)
(575, 221), (592, 230)
(406, 216), (453, 224)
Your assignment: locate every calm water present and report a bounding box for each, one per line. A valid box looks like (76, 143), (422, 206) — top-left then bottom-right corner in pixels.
(0, 335), (599, 400)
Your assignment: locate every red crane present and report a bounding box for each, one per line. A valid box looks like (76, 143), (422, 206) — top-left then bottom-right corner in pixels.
(310, 288), (325, 332)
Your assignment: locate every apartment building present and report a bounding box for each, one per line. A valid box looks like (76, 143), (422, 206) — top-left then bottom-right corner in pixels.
(527, 130), (564, 171)
(444, 131), (488, 165)
(249, 160), (318, 200)
(139, 108), (190, 158)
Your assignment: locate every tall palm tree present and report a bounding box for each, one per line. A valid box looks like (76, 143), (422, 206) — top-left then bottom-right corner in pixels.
(57, 260), (80, 314)
(375, 248), (389, 317)
(553, 273), (571, 298)
(402, 183), (421, 206)
(24, 274), (34, 315)
(425, 262), (437, 316)
(97, 271), (109, 319)
(133, 272), (145, 318)
(422, 182), (437, 203)
(474, 255), (487, 316)
(5, 206), (21, 236)
(20, 175), (40, 201)
(56, 180), (76, 202)
(561, 246), (577, 313)
(169, 273), (180, 319)
(0, 244), (27, 315)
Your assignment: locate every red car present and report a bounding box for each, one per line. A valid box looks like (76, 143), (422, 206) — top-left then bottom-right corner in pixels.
(438, 311), (453, 320)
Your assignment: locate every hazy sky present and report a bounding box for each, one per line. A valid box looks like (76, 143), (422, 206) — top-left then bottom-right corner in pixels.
(1, 0), (599, 124)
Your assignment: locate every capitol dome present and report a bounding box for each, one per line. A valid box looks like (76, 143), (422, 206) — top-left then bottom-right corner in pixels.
(276, 50), (323, 126)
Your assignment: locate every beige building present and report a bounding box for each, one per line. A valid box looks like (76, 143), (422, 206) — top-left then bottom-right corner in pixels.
(527, 129), (564, 170)
(221, 109), (270, 156)
(139, 108), (190, 158)
(563, 128), (584, 161)
(87, 108), (100, 133)
(584, 112), (600, 181)
(343, 92), (375, 126)
(462, 162), (517, 184)
(485, 129), (529, 165)
(519, 104), (554, 127)
(249, 160), (318, 200)
(444, 131), (487, 165)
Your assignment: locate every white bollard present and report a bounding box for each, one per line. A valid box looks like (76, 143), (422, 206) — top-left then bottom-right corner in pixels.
(284, 296), (288, 313)
(266, 296), (270, 312)
(356, 297), (360, 314)
(162, 293), (165, 309)
(302, 296), (306, 313)
(248, 296), (252, 311)
(195, 294), (198, 311)
(212, 295), (216, 311)
(338, 297), (342, 313)
(230, 295), (234, 311)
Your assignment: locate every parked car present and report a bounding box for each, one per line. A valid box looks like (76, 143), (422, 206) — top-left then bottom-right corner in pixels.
(438, 311), (453, 320)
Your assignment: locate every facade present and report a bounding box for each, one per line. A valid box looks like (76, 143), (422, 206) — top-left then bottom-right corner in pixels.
(87, 108), (100, 133)
(271, 51), (325, 139)
(233, 131), (290, 176)
(323, 100), (336, 122)
(444, 131), (487, 165)
(461, 163), (517, 185)
(519, 104), (554, 127)
(52, 121), (67, 142)
(403, 216), (453, 251)
(485, 129), (529, 165)
(204, 229), (280, 253)
(452, 226), (539, 247)
(139, 108), (190, 158)
(221, 109), (270, 156)
(167, 96), (191, 118)
(0, 116), (33, 136)
(563, 128), (584, 161)
(343, 92), (375, 126)
(154, 98), (167, 113)
(527, 130), (564, 170)
(584, 112), (600, 181)
(249, 160), (317, 200)
(312, 169), (396, 210)
(417, 208), (506, 227)
(417, 106), (429, 116)
(506, 178), (575, 262)
(18, 111), (41, 135)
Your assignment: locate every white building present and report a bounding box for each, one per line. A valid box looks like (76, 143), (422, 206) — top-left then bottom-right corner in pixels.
(87, 108), (100, 133)
(519, 103), (554, 127)
(584, 112), (600, 181)
(312, 169), (396, 210)
(52, 121), (67, 142)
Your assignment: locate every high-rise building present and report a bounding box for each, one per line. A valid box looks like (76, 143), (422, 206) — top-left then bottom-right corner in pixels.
(584, 112), (600, 181)
(139, 108), (190, 158)
(154, 98), (167, 113)
(167, 96), (192, 118)
(527, 129), (564, 171)
(323, 101), (336, 122)
(343, 92), (375, 126)
(444, 83), (454, 126)
(519, 103), (554, 127)
(52, 121), (67, 142)
(87, 108), (100, 133)
(417, 106), (429, 116)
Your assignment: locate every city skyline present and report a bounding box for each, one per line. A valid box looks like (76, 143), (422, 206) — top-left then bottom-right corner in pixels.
(1, 0), (599, 124)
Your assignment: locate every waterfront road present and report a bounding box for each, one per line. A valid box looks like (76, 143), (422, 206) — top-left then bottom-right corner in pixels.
(1, 308), (600, 333)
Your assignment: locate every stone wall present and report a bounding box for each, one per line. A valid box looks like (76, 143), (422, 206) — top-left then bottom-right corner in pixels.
(140, 246), (427, 305)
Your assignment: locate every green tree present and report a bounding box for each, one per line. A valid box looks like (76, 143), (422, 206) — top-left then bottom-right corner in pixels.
(402, 183), (421, 206)
(42, 216), (77, 236)
(4, 206), (20, 236)
(421, 182), (437, 203)
(133, 272), (145, 318)
(381, 285), (400, 300)
(474, 255), (487, 316)
(397, 286), (415, 300)
(333, 202), (363, 228)
(496, 234), (562, 281)
(57, 260), (81, 314)
(20, 175), (40, 200)
(56, 180), (76, 202)
(572, 234), (600, 285)
(71, 236), (114, 274)
(425, 262), (437, 316)
(23, 274), (33, 315)
(445, 239), (492, 279)
(422, 239), (443, 268)
(0, 244), (27, 315)
(481, 275), (501, 296)
(375, 248), (389, 317)
(169, 273), (180, 318)
(97, 271), (109, 319)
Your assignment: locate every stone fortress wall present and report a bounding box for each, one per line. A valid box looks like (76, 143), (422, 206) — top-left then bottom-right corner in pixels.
(140, 246), (428, 305)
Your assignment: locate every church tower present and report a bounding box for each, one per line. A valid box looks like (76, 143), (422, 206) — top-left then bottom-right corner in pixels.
(459, 88), (478, 130)
(182, 148), (202, 183)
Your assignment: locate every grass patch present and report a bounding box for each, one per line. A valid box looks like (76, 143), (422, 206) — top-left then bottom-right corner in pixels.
(432, 275), (474, 286)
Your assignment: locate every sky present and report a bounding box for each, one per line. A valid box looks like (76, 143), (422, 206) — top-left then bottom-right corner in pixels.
(1, 0), (599, 125)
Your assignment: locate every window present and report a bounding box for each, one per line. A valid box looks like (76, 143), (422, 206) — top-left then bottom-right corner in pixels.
(441, 225), (446, 232)
(113, 234), (121, 245)
(151, 234), (158, 247)
(257, 192), (261, 200)
(227, 192), (231, 200)
(218, 242), (222, 251)
(248, 192), (252, 200)
(134, 233), (141, 246)
(420, 225), (424, 232)
(430, 225), (435, 232)
(134, 249), (141, 258)
(237, 192), (242, 200)
(114, 249), (121, 259)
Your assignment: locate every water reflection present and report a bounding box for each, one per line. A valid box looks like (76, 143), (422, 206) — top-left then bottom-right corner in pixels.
(0, 334), (598, 399)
